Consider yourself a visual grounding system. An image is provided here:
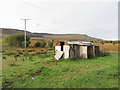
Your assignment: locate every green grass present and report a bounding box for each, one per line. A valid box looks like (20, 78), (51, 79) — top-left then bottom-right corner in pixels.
(2, 50), (118, 88)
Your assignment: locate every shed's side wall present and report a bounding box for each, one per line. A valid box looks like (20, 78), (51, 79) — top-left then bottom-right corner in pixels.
(79, 46), (88, 58)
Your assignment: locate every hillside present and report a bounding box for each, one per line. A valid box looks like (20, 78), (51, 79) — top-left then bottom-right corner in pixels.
(1, 28), (102, 41)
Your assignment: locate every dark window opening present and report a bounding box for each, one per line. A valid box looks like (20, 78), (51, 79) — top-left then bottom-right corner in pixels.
(60, 42), (64, 51)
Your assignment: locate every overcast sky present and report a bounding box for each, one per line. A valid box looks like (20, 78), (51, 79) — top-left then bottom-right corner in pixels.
(0, 0), (118, 40)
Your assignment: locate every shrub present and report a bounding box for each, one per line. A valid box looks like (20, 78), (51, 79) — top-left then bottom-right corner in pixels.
(48, 42), (53, 48)
(22, 41), (31, 48)
(40, 42), (46, 48)
(34, 41), (46, 48)
(34, 42), (41, 47)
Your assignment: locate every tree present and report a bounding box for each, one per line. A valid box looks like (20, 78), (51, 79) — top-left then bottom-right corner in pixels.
(22, 41), (31, 48)
(48, 42), (53, 48)
(5, 33), (30, 47)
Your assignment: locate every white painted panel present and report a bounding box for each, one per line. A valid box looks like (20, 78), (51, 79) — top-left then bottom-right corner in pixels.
(54, 51), (63, 60)
(63, 45), (70, 59)
(55, 46), (61, 51)
(79, 46), (87, 58)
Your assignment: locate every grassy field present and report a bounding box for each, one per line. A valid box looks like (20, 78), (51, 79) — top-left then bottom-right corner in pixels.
(2, 50), (118, 88)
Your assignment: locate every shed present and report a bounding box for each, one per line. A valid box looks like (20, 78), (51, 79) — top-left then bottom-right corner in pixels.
(54, 41), (100, 60)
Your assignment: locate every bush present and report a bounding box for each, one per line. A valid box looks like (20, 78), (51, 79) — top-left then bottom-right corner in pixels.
(22, 41), (31, 48)
(34, 41), (46, 48)
(34, 42), (41, 47)
(5, 33), (30, 47)
(40, 42), (46, 48)
(48, 42), (53, 48)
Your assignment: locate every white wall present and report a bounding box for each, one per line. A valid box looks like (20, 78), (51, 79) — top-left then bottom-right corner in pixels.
(63, 45), (70, 59)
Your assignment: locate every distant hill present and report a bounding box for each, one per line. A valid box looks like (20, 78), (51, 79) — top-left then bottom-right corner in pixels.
(0, 28), (103, 41)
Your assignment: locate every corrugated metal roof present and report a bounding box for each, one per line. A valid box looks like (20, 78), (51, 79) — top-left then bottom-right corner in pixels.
(67, 41), (93, 46)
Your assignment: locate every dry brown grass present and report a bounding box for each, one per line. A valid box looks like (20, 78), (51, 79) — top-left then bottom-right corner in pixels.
(93, 43), (118, 51)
